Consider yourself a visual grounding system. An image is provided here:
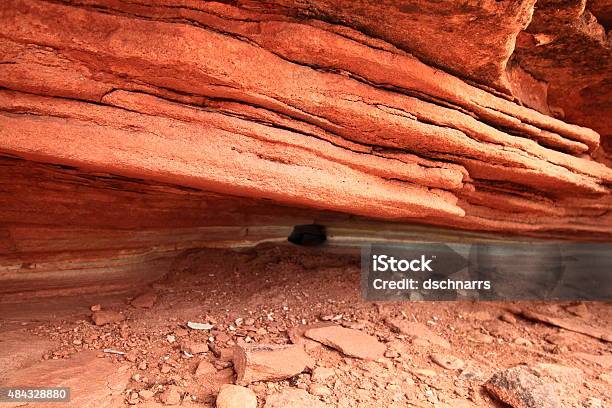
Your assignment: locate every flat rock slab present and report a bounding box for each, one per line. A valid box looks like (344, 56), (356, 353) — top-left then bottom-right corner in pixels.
(2, 351), (129, 408)
(430, 353), (465, 370)
(386, 318), (451, 349)
(485, 365), (562, 408)
(0, 330), (57, 381)
(233, 344), (314, 385)
(288, 322), (335, 351)
(264, 389), (329, 408)
(304, 325), (386, 360)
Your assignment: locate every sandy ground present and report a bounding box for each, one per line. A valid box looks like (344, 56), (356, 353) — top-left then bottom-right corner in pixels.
(0, 244), (610, 407)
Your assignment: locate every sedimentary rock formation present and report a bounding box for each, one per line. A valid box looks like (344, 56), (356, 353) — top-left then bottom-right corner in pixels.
(0, 0), (610, 293)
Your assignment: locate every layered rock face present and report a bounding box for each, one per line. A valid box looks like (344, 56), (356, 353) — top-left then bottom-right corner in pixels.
(0, 0), (610, 293)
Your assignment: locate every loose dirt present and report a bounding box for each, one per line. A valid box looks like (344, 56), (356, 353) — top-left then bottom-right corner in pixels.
(0, 244), (610, 407)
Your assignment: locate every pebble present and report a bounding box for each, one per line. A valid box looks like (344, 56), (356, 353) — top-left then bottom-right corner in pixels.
(181, 341), (209, 355)
(311, 366), (335, 382)
(130, 291), (157, 309)
(469, 333), (494, 344)
(159, 385), (181, 405)
(126, 350), (138, 362)
(194, 360), (217, 377)
(430, 353), (465, 370)
(514, 337), (533, 347)
(597, 372), (611, 384)
(216, 384), (257, 408)
(91, 310), (125, 326)
(583, 397), (604, 408)
(309, 384), (332, 397)
(414, 368), (437, 377)
(138, 389), (154, 401)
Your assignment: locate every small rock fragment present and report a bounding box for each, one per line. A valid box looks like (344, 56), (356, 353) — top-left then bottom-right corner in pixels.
(598, 371), (612, 384)
(414, 368), (437, 377)
(187, 321), (214, 330)
(131, 291), (157, 309)
(91, 310), (125, 326)
(125, 350), (138, 362)
(216, 384), (257, 408)
(583, 397), (603, 408)
(233, 344), (314, 385)
(309, 383), (332, 397)
(159, 385), (181, 405)
(90, 304), (102, 312)
(138, 389), (154, 401)
(182, 341), (209, 355)
(430, 353), (464, 370)
(264, 389), (329, 408)
(485, 365), (561, 408)
(194, 360), (217, 377)
(311, 366), (335, 382)
(469, 332), (494, 344)
(565, 302), (590, 318)
(127, 392), (139, 405)
(304, 326), (386, 360)
(500, 313), (517, 324)
(514, 337), (533, 347)
(386, 318), (450, 349)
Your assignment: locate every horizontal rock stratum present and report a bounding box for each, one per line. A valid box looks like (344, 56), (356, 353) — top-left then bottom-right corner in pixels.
(0, 0), (610, 293)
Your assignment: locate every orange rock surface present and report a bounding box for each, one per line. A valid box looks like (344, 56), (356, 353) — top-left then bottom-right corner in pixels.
(0, 0), (610, 293)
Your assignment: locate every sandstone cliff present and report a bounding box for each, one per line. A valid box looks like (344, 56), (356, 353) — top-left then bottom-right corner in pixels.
(0, 0), (610, 294)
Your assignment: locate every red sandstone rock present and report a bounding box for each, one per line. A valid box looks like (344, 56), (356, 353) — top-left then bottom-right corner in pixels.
(304, 326), (386, 360)
(91, 310), (125, 326)
(386, 318), (451, 349)
(485, 365), (562, 408)
(159, 385), (181, 406)
(3, 351), (130, 407)
(264, 388), (329, 408)
(232, 344), (314, 385)
(130, 291), (157, 309)
(0, 0), (610, 292)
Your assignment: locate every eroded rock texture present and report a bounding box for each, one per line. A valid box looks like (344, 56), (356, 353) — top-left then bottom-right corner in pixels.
(0, 0), (610, 293)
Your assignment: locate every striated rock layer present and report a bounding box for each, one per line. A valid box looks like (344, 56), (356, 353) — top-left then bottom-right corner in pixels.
(0, 0), (610, 293)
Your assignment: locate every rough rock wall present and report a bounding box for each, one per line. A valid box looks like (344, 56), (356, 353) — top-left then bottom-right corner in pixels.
(513, 0), (611, 144)
(0, 0), (610, 293)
